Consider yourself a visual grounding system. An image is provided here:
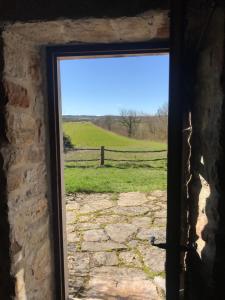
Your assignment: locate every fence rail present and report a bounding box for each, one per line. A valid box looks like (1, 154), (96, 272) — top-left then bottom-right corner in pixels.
(72, 148), (100, 151)
(65, 146), (167, 166)
(104, 149), (166, 153)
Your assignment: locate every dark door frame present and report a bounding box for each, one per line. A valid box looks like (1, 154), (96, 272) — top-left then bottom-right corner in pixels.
(46, 40), (183, 300)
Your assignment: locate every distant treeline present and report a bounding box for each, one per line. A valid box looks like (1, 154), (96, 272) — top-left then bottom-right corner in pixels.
(63, 115), (167, 141)
(63, 103), (168, 141)
(93, 115), (167, 141)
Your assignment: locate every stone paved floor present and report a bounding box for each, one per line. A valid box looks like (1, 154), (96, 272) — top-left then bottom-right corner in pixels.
(66, 191), (167, 300)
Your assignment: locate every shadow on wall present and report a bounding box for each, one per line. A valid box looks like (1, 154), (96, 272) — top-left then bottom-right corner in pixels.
(183, 5), (225, 299)
(186, 116), (224, 299)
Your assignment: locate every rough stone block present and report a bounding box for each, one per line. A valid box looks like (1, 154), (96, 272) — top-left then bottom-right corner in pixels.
(91, 252), (118, 267)
(7, 168), (23, 192)
(105, 223), (137, 243)
(4, 80), (30, 108)
(83, 229), (109, 242)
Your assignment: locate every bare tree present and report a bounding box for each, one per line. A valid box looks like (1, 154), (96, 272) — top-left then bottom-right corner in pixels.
(119, 109), (141, 137)
(156, 102), (168, 116)
(147, 102), (168, 140)
(104, 115), (113, 131)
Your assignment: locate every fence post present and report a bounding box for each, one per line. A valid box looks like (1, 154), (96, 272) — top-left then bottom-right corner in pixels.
(100, 146), (105, 166)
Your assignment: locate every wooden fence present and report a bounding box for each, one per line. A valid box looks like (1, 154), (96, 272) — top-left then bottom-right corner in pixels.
(65, 146), (167, 166)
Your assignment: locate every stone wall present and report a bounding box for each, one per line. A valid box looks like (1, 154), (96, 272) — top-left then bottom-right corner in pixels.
(185, 4), (225, 299)
(0, 13), (169, 299)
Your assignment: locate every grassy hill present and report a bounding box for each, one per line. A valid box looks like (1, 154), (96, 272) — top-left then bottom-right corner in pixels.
(63, 121), (166, 149)
(62, 121), (167, 193)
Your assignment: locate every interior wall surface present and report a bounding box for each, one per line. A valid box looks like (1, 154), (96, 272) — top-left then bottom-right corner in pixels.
(0, 12), (169, 299)
(184, 3), (225, 299)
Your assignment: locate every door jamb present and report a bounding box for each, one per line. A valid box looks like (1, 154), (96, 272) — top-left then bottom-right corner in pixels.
(46, 40), (183, 300)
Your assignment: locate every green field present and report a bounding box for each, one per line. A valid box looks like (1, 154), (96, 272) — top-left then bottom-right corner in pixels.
(63, 121), (165, 149)
(63, 121), (167, 193)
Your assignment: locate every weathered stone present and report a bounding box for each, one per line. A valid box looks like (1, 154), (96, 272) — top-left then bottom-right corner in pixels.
(105, 223), (137, 243)
(153, 276), (166, 292)
(68, 253), (90, 275)
(81, 241), (127, 252)
(111, 206), (149, 216)
(1, 146), (25, 169)
(67, 232), (80, 243)
(150, 190), (167, 198)
(6, 111), (37, 143)
(146, 195), (157, 201)
(15, 269), (26, 299)
(127, 240), (139, 248)
(86, 267), (159, 300)
(90, 266), (147, 279)
(7, 169), (23, 192)
(136, 228), (166, 243)
(66, 211), (76, 224)
(75, 223), (101, 230)
(78, 215), (91, 222)
(91, 252), (118, 267)
(75, 193), (113, 206)
(119, 251), (142, 267)
(7, 112), (36, 137)
(23, 180), (47, 200)
(132, 216), (152, 228)
(67, 242), (79, 254)
(23, 165), (46, 185)
(138, 245), (165, 273)
(66, 194), (76, 202)
(94, 214), (128, 224)
(158, 202), (167, 209)
(155, 210), (167, 218)
(65, 192), (167, 298)
(66, 202), (80, 211)
(153, 218), (167, 226)
(118, 192), (149, 206)
(83, 229), (108, 242)
(4, 45), (27, 78)
(9, 197), (48, 239)
(27, 146), (44, 163)
(32, 241), (51, 280)
(67, 225), (75, 234)
(79, 198), (115, 213)
(25, 216), (49, 247)
(4, 80), (30, 108)
(145, 202), (162, 211)
(28, 54), (41, 82)
(68, 276), (86, 296)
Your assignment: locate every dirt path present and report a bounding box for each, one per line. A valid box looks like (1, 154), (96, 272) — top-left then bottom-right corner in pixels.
(66, 191), (167, 300)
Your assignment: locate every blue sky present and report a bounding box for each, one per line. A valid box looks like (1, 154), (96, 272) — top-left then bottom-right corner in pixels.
(60, 55), (169, 116)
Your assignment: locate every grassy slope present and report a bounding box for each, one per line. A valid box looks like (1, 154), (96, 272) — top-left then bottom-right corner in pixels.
(63, 121), (166, 149)
(63, 121), (167, 193)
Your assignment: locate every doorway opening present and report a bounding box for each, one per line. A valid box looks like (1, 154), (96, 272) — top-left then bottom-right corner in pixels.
(47, 42), (182, 299)
(61, 54), (168, 299)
